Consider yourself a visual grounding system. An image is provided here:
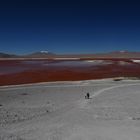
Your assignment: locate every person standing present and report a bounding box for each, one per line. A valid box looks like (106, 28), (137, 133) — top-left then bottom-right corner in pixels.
(85, 92), (90, 99)
(87, 92), (90, 99)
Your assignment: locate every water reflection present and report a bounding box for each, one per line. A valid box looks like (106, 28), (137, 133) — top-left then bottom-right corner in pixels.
(0, 66), (28, 75)
(0, 59), (137, 75)
(45, 60), (112, 67)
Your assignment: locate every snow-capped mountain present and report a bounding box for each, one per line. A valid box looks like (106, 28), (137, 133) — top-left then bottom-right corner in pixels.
(25, 51), (56, 58)
(40, 51), (49, 54)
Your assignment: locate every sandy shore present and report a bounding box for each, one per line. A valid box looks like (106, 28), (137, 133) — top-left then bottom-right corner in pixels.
(1, 78), (140, 140)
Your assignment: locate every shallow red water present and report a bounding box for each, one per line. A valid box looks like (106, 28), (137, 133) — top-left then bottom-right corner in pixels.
(0, 59), (140, 86)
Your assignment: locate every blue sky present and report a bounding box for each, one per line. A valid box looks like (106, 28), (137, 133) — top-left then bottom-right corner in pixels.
(0, 0), (140, 54)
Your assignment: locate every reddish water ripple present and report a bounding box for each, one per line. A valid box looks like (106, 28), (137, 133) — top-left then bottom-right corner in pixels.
(0, 59), (140, 86)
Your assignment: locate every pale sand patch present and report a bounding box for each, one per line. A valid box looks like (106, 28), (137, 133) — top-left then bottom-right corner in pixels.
(1, 79), (140, 139)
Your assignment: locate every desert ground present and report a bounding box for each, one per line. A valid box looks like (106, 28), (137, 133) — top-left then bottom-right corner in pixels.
(1, 78), (140, 139)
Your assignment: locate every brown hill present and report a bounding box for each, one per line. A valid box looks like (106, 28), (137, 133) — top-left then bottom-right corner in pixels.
(0, 52), (18, 58)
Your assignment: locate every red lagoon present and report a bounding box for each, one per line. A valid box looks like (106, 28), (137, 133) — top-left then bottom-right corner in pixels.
(0, 59), (140, 86)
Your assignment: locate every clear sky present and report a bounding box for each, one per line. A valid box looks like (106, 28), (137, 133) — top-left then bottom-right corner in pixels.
(0, 0), (140, 54)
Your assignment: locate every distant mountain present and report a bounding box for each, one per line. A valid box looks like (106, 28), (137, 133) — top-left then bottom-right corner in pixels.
(92, 51), (140, 58)
(24, 51), (56, 58)
(53, 51), (140, 59)
(0, 52), (18, 58)
(0, 51), (140, 59)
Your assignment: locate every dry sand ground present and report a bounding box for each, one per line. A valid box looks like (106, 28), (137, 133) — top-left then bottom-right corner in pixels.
(1, 78), (140, 139)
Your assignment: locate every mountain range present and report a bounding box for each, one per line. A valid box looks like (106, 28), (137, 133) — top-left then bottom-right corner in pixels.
(0, 51), (140, 59)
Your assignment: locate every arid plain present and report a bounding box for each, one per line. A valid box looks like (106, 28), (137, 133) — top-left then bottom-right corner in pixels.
(1, 79), (140, 139)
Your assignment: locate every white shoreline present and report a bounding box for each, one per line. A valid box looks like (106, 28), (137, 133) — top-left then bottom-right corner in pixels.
(0, 77), (140, 89)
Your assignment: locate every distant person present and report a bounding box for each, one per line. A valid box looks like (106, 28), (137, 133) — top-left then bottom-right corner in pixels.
(87, 92), (90, 99)
(85, 92), (90, 99)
